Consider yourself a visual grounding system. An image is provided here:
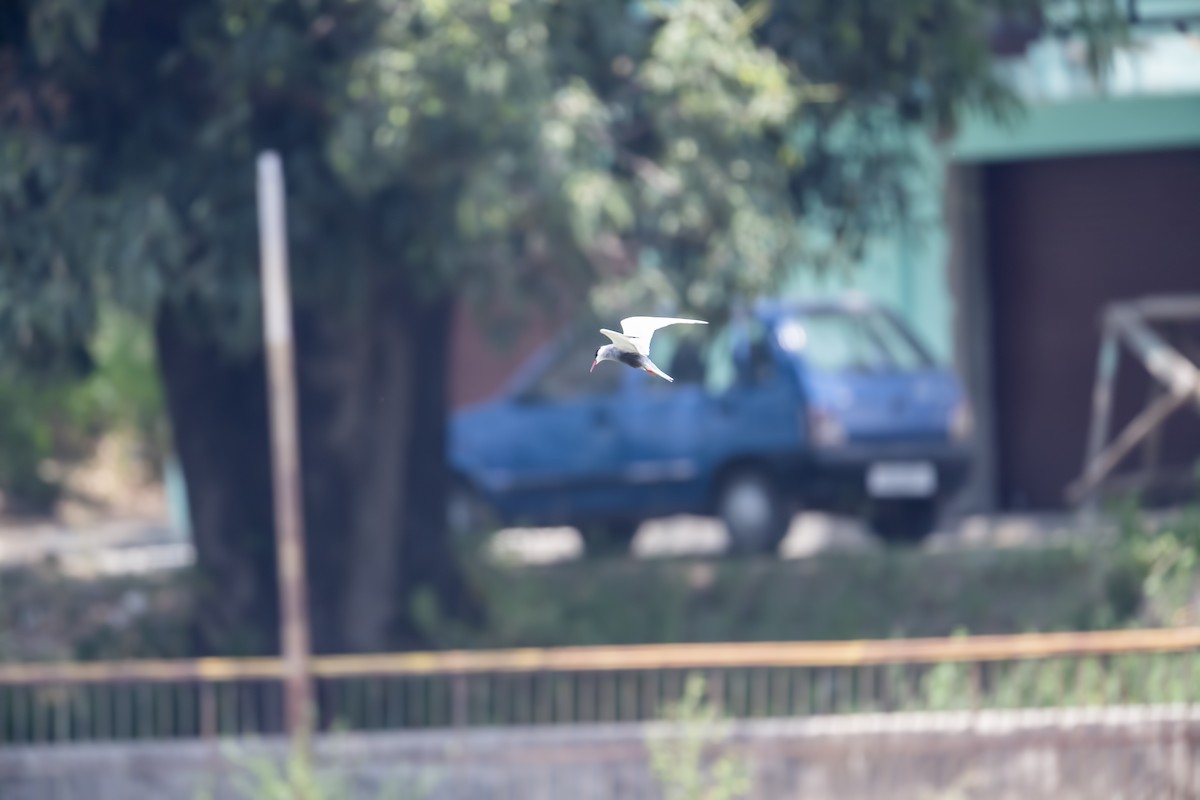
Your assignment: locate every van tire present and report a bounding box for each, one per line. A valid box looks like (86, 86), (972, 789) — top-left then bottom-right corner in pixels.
(447, 480), (497, 545)
(717, 468), (789, 555)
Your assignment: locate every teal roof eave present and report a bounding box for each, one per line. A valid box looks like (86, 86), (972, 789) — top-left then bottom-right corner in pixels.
(949, 92), (1200, 163)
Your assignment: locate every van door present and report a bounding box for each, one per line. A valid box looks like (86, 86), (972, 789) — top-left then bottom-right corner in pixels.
(698, 317), (804, 462)
(484, 332), (627, 524)
(611, 326), (711, 515)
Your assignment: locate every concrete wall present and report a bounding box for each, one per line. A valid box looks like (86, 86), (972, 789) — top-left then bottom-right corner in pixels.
(3, 706), (1198, 800)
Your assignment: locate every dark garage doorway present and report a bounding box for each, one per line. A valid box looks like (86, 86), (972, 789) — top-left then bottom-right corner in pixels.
(984, 147), (1200, 510)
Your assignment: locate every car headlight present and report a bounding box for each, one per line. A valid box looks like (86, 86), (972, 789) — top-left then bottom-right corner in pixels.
(950, 399), (973, 442)
(807, 407), (846, 448)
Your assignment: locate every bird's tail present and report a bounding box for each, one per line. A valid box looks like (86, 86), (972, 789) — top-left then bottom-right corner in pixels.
(642, 358), (674, 382)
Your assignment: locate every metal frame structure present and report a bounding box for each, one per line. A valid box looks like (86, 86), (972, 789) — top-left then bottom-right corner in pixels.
(2, 627), (1200, 745)
(1067, 295), (1200, 509)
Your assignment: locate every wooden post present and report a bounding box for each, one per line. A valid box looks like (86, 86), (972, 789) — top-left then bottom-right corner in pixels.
(1067, 392), (1189, 506)
(1078, 322), (1119, 514)
(255, 150), (315, 758)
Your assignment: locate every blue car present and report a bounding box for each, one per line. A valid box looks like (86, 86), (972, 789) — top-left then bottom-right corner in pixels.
(448, 297), (973, 553)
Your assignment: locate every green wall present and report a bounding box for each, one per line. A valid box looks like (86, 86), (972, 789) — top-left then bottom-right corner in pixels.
(782, 90), (1200, 365)
(781, 133), (953, 363)
(953, 92), (1200, 163)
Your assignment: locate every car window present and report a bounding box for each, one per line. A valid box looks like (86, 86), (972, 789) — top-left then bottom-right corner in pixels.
(642, 325), (707, 391)
(524, 333), (624, 402)
(737, 318), (777, 384)
(780, 310), (931, 372)
(704, 325), (736, 394)
(703, 318), (774, 393)
(863, 311), (934, 370)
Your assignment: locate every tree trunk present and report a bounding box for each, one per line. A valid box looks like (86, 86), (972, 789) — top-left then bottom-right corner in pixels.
(156, 282), (478, 656)
(155, 306), (279, 655)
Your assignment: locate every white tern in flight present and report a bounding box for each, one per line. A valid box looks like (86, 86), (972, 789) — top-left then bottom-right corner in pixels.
(590, 316), (708, 382)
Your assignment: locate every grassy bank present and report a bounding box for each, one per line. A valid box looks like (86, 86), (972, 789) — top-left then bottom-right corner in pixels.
(423, 540), (1142, 650)
(5, 503), (1198, 663)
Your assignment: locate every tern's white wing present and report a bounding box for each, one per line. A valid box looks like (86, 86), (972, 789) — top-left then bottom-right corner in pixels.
(599, 328), (640, 354)
(618, 316), (707, 356)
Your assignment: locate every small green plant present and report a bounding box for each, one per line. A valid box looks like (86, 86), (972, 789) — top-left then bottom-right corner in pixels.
(647, 674), (753, 800)
(919, 660), (974, 711)
(195, 740), (437, 800)
(1113, 486), (1200, 627)
(228, 748), (350, 800)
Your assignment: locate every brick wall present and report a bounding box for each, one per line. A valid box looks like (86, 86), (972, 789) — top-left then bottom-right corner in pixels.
(447, 298), (570, 410)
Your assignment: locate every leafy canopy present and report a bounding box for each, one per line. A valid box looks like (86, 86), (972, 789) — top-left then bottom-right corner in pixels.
(0, 0), (1126, 365)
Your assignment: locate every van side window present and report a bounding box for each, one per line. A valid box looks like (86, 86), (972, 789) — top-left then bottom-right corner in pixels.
(736, 318), (776, 385)
(524, 335), (623, 402)
(644, 326), (707, 390)
(669, 339), (706, 384)
(704, 325), (736, 394)
(705, 319), (775, 393)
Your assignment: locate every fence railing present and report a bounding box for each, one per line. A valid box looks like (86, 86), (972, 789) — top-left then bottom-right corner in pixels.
(2, 627), (1200, 746)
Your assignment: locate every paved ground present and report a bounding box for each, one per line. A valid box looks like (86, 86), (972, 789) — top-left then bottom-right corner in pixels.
(0, 507), (1124, 578)
(487, 509), (1119, 565)
(3, 706), (1197, 800)
(0, 517), (190, 578)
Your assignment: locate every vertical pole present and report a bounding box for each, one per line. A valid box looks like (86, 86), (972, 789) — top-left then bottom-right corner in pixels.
(1079, 319), (1119, 515)
(255, 150), (315, 758)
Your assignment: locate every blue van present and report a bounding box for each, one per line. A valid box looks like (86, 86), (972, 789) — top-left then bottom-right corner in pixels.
(448, 297), (973, 553)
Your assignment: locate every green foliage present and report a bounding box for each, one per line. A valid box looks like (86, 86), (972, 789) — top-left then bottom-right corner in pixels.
(246, 692), (741, 800)
(0, 0), (817, 359)
(917, 629), (973, 711)
(1112, 490), (1200, 627)
(315, 0), (824, 322)
(427, 545), (1134, 650)
(818, 650), (1200, 716)
(0, 566), (192, 664)
(0, 308), (166, 513)
(750, 0), (1127, 258)
(0, 0), (1130, 364)
(65, 308), (169, 468)
(647, 674), (753, 800)
(0, 130), (103, 373)
(0, 380), (64, 514)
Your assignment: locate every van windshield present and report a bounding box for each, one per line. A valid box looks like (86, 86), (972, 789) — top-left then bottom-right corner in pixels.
(775, 309), (935, 372)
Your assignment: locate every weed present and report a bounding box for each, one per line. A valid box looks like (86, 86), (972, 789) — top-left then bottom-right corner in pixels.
(195, 737), (438, 800)
(1113, 488), (1200, 627)
(647, 674), (753, 800)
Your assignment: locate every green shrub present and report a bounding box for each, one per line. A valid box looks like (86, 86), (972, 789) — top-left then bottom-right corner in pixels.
(1113, 484), (1200, 627)
(0, 379), (69, 514)
(647, 674), (753, 800)
(0, 308), (167, 514)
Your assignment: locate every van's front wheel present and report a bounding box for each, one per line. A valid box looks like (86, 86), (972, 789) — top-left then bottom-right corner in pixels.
(447, 480), (498, 546)
(717, 468), (789, 555)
